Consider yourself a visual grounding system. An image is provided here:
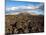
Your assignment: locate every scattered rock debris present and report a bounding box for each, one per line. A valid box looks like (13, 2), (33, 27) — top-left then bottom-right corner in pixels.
(5, 13), (44, 35)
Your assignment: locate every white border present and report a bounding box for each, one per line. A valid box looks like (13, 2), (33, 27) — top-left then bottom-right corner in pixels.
(0, 0), (46, 35)
(0, 0), (5, 35)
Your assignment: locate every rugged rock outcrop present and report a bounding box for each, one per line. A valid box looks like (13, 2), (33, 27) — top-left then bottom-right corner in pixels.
(5, 13), (44, 34)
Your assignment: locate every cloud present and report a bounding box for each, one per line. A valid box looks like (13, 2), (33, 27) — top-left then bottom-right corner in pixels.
(6, 6), (40, 15)
(6, 6), (39, 11)
(6, 5), (44, 15)
(6, 8), (10, 11)
(10, 7), (18, 10)
(37, 3), (44, 10)
(39, 4), (44, 11)
(6, 7), (18, 11)
(10, 7), (16, 10)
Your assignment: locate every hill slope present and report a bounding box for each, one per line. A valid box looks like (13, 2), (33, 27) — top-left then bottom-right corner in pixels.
(5, 13), (44, 34)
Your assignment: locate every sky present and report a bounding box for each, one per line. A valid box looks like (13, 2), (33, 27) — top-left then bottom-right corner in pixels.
(5, 0), (44, 15)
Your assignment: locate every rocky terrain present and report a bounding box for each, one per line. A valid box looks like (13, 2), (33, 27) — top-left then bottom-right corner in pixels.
(5, 13), (44, 35)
